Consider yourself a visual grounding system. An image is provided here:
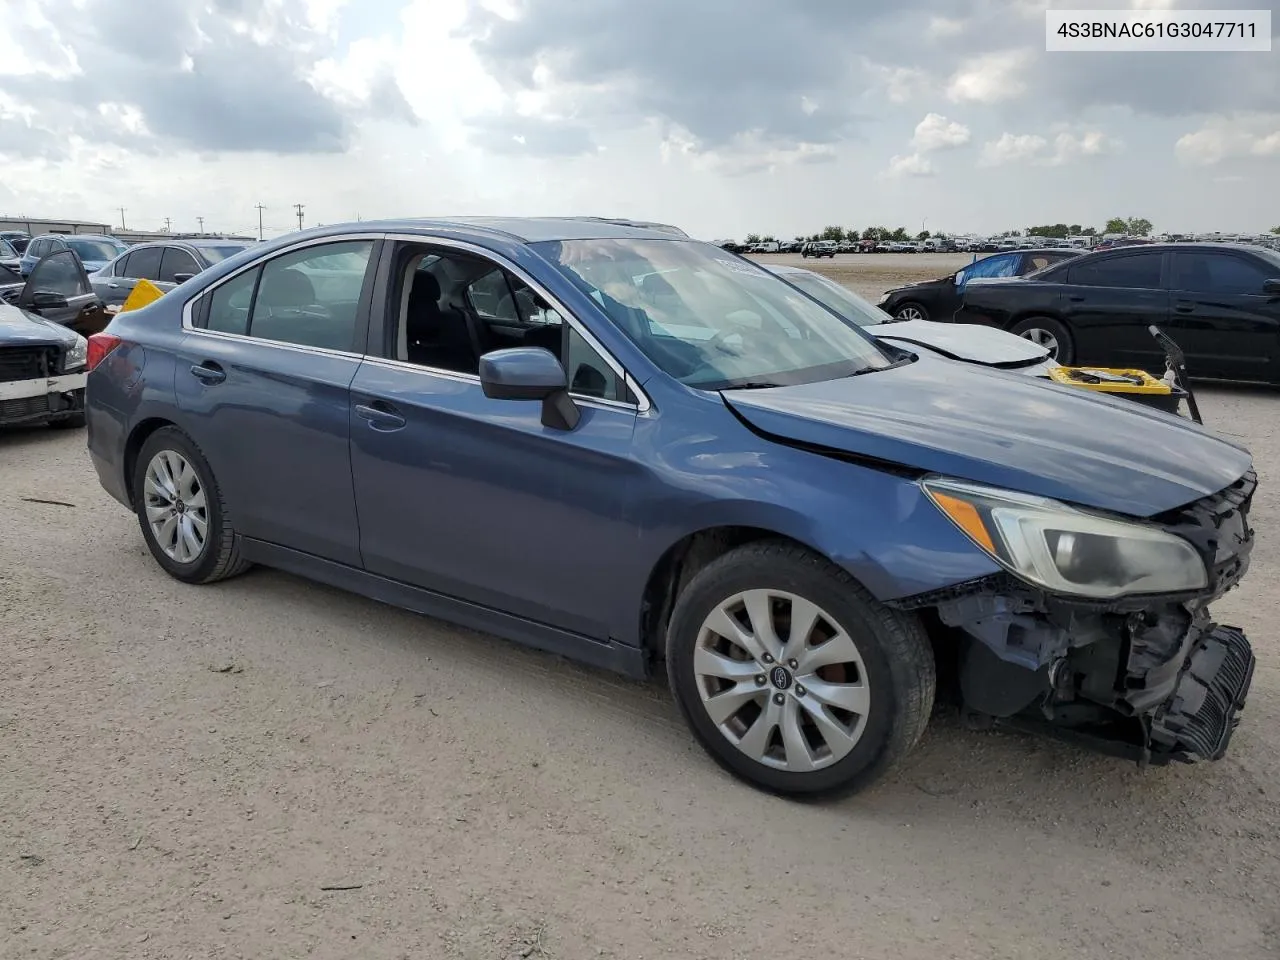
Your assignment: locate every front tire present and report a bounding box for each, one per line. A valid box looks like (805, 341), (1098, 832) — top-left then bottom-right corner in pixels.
(132, 426), (251, 585)
(893, 302), (930, 322)
(666, 541), (935, 799)
(1010, 316), (1074, 364)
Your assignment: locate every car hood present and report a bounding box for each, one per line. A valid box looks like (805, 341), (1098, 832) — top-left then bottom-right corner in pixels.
(0, 301), (80, 347)
(889, 277), (951, 295)
(721, 355), (1252, 518)
(874, 319), (1049, 367)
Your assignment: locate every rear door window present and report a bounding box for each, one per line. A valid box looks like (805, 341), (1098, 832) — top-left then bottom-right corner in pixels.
(1069, 253), (1163, 289)
(123, 247), (163, 281)
(1172, 252), (1271, 294)
(159, 247), (201, 283)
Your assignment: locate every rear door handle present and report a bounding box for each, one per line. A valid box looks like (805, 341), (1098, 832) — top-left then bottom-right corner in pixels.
(1174, 301), (1195, 314)
(107, 282), (120, 289)
(190, 362), (226, 384)
(1067, 295), (1085, 302)
(354, 401), (406, 431)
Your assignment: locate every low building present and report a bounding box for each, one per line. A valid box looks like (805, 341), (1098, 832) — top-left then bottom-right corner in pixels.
(0, 215), (112, 236)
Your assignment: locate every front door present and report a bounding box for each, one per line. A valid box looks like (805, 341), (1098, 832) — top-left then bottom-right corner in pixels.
(348, 243), (641, 640)
(174, 237), (379, 566)
(1060, 250), (1169, 371)
(1167, 249), (1280, 382)
(18, 250), (107, 334)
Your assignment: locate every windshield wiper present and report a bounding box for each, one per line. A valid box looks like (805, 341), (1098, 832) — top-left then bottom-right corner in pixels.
(723, 381), (786, 390)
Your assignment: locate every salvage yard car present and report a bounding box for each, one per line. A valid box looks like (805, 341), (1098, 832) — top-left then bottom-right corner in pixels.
(19, 233), (128, 278)
(0, 253), (93, 428)
(955, 242), (1280, 376)
(89, 238), (254, 308)
(85, 218), (1257, 798)
(878, 247), (1081, 322)
(765, 264), (1057, 376)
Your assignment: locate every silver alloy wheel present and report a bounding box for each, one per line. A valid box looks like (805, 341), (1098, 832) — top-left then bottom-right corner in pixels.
(1018, 327), (1059, 358)
(894, 305), (926, 321)
(143, 450), (209, 564)
(694, 589), (870, 772)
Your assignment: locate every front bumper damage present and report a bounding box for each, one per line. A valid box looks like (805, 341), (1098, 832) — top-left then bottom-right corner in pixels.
(897, 470), (1258, 765)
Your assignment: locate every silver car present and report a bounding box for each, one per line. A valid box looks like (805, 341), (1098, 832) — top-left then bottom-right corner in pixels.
(89, 239), (253, 307)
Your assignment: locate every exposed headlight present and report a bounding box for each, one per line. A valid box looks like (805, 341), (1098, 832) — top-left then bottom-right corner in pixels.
(876, 293), (890, 305)
(923, 477), (1207, 599)
(65, 335), (88, 371)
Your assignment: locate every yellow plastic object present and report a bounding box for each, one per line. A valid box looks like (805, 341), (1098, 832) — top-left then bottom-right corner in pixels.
(119, 278), (165, 313)
(1049, 365), (1172, 395)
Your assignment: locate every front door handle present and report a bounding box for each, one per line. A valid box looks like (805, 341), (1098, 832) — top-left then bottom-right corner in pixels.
(107, 282), (120, 289)
(1174, 301), (1195, 314)
(190, 362), (226, 384)
(354, 401), (406, 431)
(1067, 294), (1085, 302)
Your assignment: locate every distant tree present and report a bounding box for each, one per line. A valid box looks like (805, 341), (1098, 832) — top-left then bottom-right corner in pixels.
(820, 225), (845, 242)
(861, 226), (886, 241)
(890, 226), (908, 241)
(1104, 217), (1129, 234)
(745, 233), (761, 244)
(761, 235), (776, 243)
(1271, 226), (1280, 235)
(846, 227), (859, 242)
(916, 230), (931, 240)
(1127, 217), (1153, 237)
(1027, 223), (1070, 238)
(1081, 226), (1098, 236)
(1068, 224), (1083, 234)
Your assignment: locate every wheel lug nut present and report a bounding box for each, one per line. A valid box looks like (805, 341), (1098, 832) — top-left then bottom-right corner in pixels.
(788, 659), (798, 670)
(755, 675), (766, 687)
(762, 654), (775, 664)
(795, 685), (806, 697)
(772, 693), (785, 705)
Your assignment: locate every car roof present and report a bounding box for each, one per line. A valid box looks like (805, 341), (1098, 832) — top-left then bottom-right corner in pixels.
(292, 216), (691, 244)
(31, 233), (121, 242)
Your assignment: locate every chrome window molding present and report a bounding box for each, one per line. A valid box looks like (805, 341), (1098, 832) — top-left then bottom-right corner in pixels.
(178, 229), (653, 413)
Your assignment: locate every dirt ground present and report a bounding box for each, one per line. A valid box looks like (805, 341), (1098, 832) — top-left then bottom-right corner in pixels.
(2, 257), (1278, 959)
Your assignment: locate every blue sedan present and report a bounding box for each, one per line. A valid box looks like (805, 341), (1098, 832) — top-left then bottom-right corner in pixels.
(83, 218), (1257, 797)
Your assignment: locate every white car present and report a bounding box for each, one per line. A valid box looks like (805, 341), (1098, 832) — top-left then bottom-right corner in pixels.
(765, 264), (1058, 376)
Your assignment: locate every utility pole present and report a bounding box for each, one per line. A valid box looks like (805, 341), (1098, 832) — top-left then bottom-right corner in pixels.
(118, 207), (127, 229)
(164, 217), (172, 232)
(197, 216), (205, 233)
(255, 203), (266, 241)
(294, 203), (305, 231)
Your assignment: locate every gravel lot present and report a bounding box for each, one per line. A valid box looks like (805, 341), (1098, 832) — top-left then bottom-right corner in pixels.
(2, 255), (1278, 959)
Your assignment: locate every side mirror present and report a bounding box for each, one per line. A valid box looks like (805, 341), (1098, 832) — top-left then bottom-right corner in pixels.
(479, 346), (580, 430)
(172, 273), (196, 284)
(31, 290), (70, 309)
(1264, 279), (1280, 296)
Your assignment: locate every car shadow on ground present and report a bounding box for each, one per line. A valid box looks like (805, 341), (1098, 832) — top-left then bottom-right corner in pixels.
(217, 559), (1276, 894)
(0, 423), (80, 449)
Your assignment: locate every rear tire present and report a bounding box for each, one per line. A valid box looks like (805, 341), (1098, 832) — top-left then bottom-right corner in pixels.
(1010, 316), (1074, 364)
(666, 540), (935, 800)
(893, 302), (930, 322)
(133, 426), (251, 585)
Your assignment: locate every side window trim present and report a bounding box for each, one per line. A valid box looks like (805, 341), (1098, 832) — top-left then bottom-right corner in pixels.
(377, 232), (649, 412)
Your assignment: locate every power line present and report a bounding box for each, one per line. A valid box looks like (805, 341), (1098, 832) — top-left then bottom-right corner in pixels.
(118, 207), (127, 229)
(255, 203), (266, 241)
(293, 203), (305, 231)
(163, 217), (172, 232)
(197, 217), (205, 233)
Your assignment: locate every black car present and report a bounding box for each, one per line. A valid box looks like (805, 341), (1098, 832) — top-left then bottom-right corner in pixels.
(955, 243), (1280, 378)
(89, 239), (253, 308)
(877, 248), (1081, 322)
(0, 230), (30, 254)
(0, 251), (108, 428)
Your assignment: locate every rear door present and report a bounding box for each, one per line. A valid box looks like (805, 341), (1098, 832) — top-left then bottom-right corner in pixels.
(114, 245), (164, 306)
(158, 246), (202, 287)
(175, 236), (379, 565)
(18, 250), (105, 333)
(1167, 250), (1280, 382)
(1060, 251), (1168, 370)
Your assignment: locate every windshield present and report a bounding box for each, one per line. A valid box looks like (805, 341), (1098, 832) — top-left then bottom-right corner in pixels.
(777, 270), (889, 327)
(67, 238), (126, 262)
(534, 238), (893, 389)
(197, 244), (251, 264)
(0, 239), (16, 258)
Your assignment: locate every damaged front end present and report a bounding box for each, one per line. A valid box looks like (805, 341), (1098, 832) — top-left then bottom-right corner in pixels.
(899, 470), (1257, 765)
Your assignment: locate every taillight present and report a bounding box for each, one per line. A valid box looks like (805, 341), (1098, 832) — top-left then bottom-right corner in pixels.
(86, 333), (123, 371)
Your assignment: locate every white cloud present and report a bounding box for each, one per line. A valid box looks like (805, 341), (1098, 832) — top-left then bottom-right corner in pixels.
(864, 62), (930, 104)
(978, 129), (1113, 167)
(927, 17), (964, 38)
(946, 50), (1028, 103)
(1175, 116), (1280, 165)
(884, 152), (935, 178)
(911, 113), (970, 152)
(979, 132), (1047, 166)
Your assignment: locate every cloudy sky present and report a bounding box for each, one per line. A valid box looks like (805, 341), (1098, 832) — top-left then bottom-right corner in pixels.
(0, 0), (1276, 240)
